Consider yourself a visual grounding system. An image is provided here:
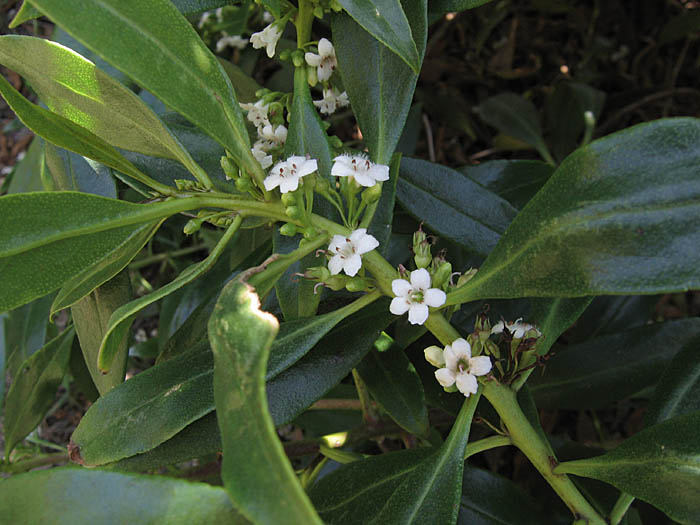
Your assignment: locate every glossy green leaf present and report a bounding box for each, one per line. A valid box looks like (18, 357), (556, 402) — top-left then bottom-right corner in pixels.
(366, 153), (400, 258)
(397, 157), (518, 256)
(0, 35), (205, 179)
(272, 233), (322, 320)
(448, 118), (700, 305)
(69, 342), (213, 465)
(0, 192), (200, 311)
(71, 271), (132, 396)
(9, 2), (41, 28)
(337, 0), (420, 72)
(460, 159), (554, 209)
(529, 297), (593, 356)
(4, 327), (74, 459)
(428, 0), (494, 19)
(6, 137), (45, 194)
(566, 295), (658, 343)
(475, 92), (554, 164)
(52, 221), (161, 313)
(0, 467), (248, 523)
(172, 0), (232, 15)
(97, 218), (241, 372)
(310, 394), (480, 523)
(31, 0), (264, 188)
(267, 299), (394, 424)
(332, 0), (427, 164)
(43, 143), (117, 198)
(529, 318), (700, 409)
(209, 281), (322, 524)
(357, 344), (428, 436)
(218, 58), (261, 104)
(0, 73), (172, 194)
(556, 411), (700, 524)
(645, 334), (700, 426)
(458, 466), (566, 524)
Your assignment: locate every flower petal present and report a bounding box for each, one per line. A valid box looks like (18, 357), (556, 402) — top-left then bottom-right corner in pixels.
(424, 288), (446, 308)
(424, 346), (445, 368)
(450, 338), (471, 360)
(328, 235), (346, 252)
(305, 52), (322, 66)
(368, 164), (390, 182)
(328, 254), (344, 275)
(349, 228), (367, 243)
(391, 278), (412, 298)
(343, 254), (362, 276)
(456, 372), (478, 397)
(318, 38), (334, 57)
(352, 172), (377, 187)
(435, 368), (456, 388)
(410, 268), (431, 291)
(390, 297), (410, 315)
(408, 303), (429, 325)
(279, 175), (299, 193)
(263, 173), (280, 191)
(298, 159), (318, 177)
(443, 345), (458, 370)
(469, 356), (492, 376)
(355, 233), (379, 255)
(491, 321), (505, 335)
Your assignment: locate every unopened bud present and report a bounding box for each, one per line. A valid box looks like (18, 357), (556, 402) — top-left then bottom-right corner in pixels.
(278, 49), (291, 61)
(345, 276), (366, 292)
(291, 49), (305, 67)
(306, 66), (318, 87)
(285, 205), (303, 220)
(235, 176), (252, 192)
(183, 218), (203, 235)
(279, 223), (297, 237)
(431, 260), (452, 290)
(220, 156), (238, 180)
(268, 102), (285, 125)
(424, 345), (444, 368)
(281, 192), (296, 206)
(306, 266), (331, 281)
(313, 6), (324, 18)
(361, 183), (382, 205)
(456, 268), (478, 287)
(324, 275), (348, 291)
(314, 177), (331, 195)
(413, 227), (431, 269)
(329, 136), (343, 149)
(303, 227), (318, 239)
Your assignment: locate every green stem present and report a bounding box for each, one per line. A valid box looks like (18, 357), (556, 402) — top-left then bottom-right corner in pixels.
(129, 244), (208, 270)
(295, 0), (314, 47)
(609, 494), (635, 525)
(463, 435), (512, 460)
(1, 453), (68, 473)
(483, 381), (605, 524)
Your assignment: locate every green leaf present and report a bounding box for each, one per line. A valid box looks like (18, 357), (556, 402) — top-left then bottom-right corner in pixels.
(529, 318), (700, 409)
(0, 73), (172, 195)
(475, 92), (554, 164)
(172, 0), (232, 15)
(5, 137), (46, 194)
(272, 233), (322, 320)
(459, 159), (554, 209)
(448, 118), (700, 305)
(71, 271), (132, 396)
(9, 2), (42, 28)
(0, 192), (199, 311)
(310, 394), (480, 523)
(529, 297), (593, 356)
(97, 218), (241, 372)
(4, 327), (74, 459)
(0, 467), (248, 523)
(428, 0), (494, 19)
(209, 281), (322, 524)
(332, 0), (427, 164)
(397, 157), (518, 256)
(0, 35), (205, 179)
(366, 153), (400, 257)
(645, 333), (700, 426)
(31, 0), (264, 188)
(43, 143), (117, 198)
(458, 466), (567, 524)
(555, 411), (700, 524)
(52, 221), (161, 313)
(566, 295), (659, 343)
(337, 0), (421, 72)
(218, 57), (262, 104)
(356, 344), (428, 436)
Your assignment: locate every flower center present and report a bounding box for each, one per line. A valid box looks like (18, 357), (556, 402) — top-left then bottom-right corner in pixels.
(457, 358), (470, 373)
(336, 239), (355, 259)
(410, 290), (424, 303)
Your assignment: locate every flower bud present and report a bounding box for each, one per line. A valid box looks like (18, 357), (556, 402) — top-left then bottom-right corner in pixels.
(220, 155), (238, 180)
(424, 345), (444, 368)
(306, 66), (318, 87)
(306, 266), (331, 281)
(183, 218), (203, 235)
(303, 227), (318, 239)
(314, 176), (331, 195)
(324, 275), (348, 291)
(291, 49), (305, 67)
(361, 183), (382, 205)
(313, 6), (324, 18)
(235, 176), (252, 192)
(268, 102), (285, 126)
(281, 192), (296, 206)
(431, 260), (452, 290)
(279, 223), (297, 237)
(285, 205), (303, 220)
(255, 88), (270, 99)
(329, 136), (343, 149)
(345, 276), (366, 292)
(413, 228), (431, 269)
(456, 268), (478, 287)
(278, 49), (291, 61)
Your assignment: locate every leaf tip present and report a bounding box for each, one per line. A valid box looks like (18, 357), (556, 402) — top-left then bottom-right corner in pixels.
(68, 441), (85, 465)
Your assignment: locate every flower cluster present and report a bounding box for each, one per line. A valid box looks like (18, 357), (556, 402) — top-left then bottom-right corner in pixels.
(425, 339), (492, 397)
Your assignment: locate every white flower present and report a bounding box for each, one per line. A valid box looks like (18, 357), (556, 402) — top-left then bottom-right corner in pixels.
(217, 33), (249, 52)
(313, 88), (349, 115)
(240, 99), (271, 129)
(250, 23), (282, 58)
(390, 268), (446, 325)
(263, 156), (318, 193)
(198, 10), (213, 29)
(215, 7), (224, 20)
(491, 318), (540, 339)
(251, 144), (273, 170)
(331, 153), (389, 187)
(434, 338), (492, 397)
(263, 11), (274, 23)
(305, 38), (337, 82)
(327, 229), (379, 277)
(255, 123), (287, 151)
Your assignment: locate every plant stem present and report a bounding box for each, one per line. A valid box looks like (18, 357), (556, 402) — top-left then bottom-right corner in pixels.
(609, 493), (635, 525)
(483, 381), (606, 524)
(295, 0), (314, 47)
(129, 244), (208, 270)
(1, 453), (68, 473)
(463, 435), (512, 460)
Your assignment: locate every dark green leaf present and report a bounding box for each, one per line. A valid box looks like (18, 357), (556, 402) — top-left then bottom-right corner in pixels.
(566, 295), (658, 343)
(428, 0), (494, 19)
(218, 57), (261, 104)
(366, 153), (400, 258)
(31, 0), (265, 188)
(529, 297), (592, 356)
(4, 327), (74, 459)
(260, 0), (280, 18)
(556, 411), (700, 524)
(6, 137), (45, 194)
(458, 466), (566, 524)
(209, 281), (322, 524)
(357, 344), (428, 436)
(172, 0), (232, 15)
(332, 0), (427, 164)
(0, 467), (248, 523)
(449, 118), (700, 304)
(272, 233), (322, 320)
(529, 318), (700, 409)
(9, 2), (41, 28)
(69, 342), (214, 465)
(310, 395), (480, 523)
(43, 143), (116, 198)
(0, 35), (204, 178)
(71, 271), (132, 395)
(659, 10), (700, 44)
(475, 92), (554, 164)
(460, 159), (554, 209)
(397, 157), (518, 256)
(337, 0), (421, 72)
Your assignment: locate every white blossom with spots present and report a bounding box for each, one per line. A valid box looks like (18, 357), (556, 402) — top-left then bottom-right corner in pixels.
(251, 23), (283, 58)
(313, 88), (349, 115)
(331, 153), (389, 187)
(433, 338), (492, 397)
(263, 156), (318, 193)
(390, 268), (446, 325)
(305, 38), (338, 82)
(327, 229), (379, 276)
